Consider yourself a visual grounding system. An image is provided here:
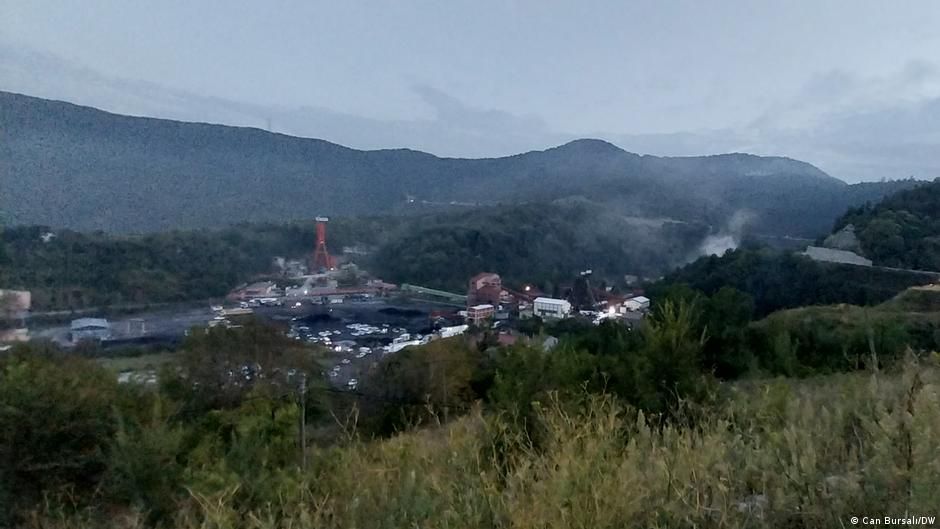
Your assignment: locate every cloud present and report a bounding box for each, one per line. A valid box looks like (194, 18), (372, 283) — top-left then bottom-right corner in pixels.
(2, 40), (938, 181)
(411, 84), (553, 138)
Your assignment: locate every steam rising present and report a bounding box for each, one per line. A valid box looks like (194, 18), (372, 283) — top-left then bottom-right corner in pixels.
(699, 210), (754, 257)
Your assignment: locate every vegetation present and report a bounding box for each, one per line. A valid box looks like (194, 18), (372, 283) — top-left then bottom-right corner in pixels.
(3, 341), (939, 528)
(2, 91), (917, 235)
(2, 280), (939, 527)
(836, 178), (940, 271)
(0, 219), (387, 311)
(1, 201), (703, 310)
(3, 177), (933, 313)
(371, 200), (708, 291)
(654, 246), (934, 318)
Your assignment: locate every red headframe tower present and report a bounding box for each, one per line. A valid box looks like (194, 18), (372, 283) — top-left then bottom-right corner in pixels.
(311, 216), (335, 271)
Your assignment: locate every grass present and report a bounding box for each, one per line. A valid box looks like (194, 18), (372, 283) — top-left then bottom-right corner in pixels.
(35, 354), (940, 529)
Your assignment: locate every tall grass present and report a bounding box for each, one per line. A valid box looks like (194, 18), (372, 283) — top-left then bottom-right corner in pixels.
(30, 355), (940, 528)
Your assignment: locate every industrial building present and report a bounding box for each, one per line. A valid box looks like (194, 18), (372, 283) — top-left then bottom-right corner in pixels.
(229, 281), (278, 301)
(622, 296), (650, 312)
(70, 318), (111, 342)
(533, 297), (572, 319)
(468, 272), (502, 306)
(0, 289), (31, 322)
(466, 304), (496, 324)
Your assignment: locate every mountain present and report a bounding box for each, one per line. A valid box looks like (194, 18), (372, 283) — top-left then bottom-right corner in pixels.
(0, 91), (916, 234)
(834, 178), (940, 271)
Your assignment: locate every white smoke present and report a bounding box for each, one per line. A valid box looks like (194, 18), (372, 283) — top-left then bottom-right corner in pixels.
(698, 210), (755, 257)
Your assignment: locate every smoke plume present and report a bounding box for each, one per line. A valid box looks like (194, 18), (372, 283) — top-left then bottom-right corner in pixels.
(698, 210), (755, 257)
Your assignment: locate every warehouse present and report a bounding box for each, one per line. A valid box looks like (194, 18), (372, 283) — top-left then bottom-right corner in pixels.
(533, 297), (572, 319)
(70, 318), (111, 343)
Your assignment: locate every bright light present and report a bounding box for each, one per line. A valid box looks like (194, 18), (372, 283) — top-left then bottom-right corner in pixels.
(524, 285), (531, 292)
(608, 307), (616, 316)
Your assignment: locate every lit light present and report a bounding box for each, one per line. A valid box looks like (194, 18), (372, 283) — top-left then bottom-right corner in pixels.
(524, 285), (531, 292)
(608, 307), (616, 316)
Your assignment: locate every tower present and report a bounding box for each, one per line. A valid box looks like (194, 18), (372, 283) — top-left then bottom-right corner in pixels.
(311, 216), (334, 272)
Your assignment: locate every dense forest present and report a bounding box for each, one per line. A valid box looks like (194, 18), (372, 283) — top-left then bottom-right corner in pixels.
(835, 178), (940, 271)
(4, 213), (932, 314)
(370, 200), (709, 291)
(0, 220), (391, 311)
(1, 91), (918, 236)
(3, 283), (940, 527)
(1, 201), (709, 311)
(652, 246), (935, 318)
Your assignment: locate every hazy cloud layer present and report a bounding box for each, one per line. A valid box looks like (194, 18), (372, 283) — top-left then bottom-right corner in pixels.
(2, 1), (939, 181)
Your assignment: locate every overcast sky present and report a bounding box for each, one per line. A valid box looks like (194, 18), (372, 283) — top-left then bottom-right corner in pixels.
(2, 1), (940, 181)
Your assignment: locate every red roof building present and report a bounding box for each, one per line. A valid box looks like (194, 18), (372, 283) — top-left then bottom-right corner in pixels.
(468, 272), (502, 307)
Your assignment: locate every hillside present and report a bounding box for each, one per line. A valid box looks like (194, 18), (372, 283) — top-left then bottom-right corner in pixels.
(834, 178), (940, 271)
(653, 246), (935, 317)
(1, 201), (707, 311)
(749, 284), (940, 374)
(0, 91), (915, 235)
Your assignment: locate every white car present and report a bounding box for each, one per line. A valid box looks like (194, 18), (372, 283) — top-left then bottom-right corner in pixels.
(341, 358), (351, 365)
(347, 378), (358, 389)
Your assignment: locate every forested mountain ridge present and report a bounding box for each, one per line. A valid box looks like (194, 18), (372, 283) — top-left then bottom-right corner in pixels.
(835, 178), (940, 271)
(0, 91), (916, 235)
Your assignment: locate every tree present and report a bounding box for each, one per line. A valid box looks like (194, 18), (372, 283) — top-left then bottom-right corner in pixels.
(639, 299), (710, 413)
(0, 349), (120, 523)
(359, 338), (484, 435)
(175, 319), (324, 412)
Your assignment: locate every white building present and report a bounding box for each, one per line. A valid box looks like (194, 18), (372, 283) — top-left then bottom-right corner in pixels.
(70, 318), (111, 342)
(533, 297), (572, 319)
(439, 324), (469, 338)
(622, 296), (650, 312)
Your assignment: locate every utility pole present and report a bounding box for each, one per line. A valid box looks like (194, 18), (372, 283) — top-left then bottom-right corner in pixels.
(299, 373), (307, 471)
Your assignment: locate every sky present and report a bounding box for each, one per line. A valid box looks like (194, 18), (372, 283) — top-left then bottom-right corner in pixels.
(2, 0), (940, 182)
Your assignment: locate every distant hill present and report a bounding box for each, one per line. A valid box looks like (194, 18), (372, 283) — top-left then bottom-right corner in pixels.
(834, 179), (940, 271)
(0, 91), (917, 234)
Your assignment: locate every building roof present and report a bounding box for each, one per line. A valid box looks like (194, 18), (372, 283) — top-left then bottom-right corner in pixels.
(469, 304), (494, 311)
(534, 297), (569, 305)
(470, 272), (500, 283)
(245, 281), (276, 290)
(629, 296), (650, 304)
(70, 318), (110, 330)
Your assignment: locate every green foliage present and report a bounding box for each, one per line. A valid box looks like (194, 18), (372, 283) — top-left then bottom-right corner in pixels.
(752, 304), (938, 375)
(359, 338), (487, 435)
(17, 359), (940, 529)
(174, 318), (325, 412)
(639, 299), (711, 412)
(105, 397), (185, 524)
(0, 350), (121, 522)
(655, 247), (932, 318)
(487, 301), (714, 423)
(370, 201), (708, 291)
(836, 178), (940, 270)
